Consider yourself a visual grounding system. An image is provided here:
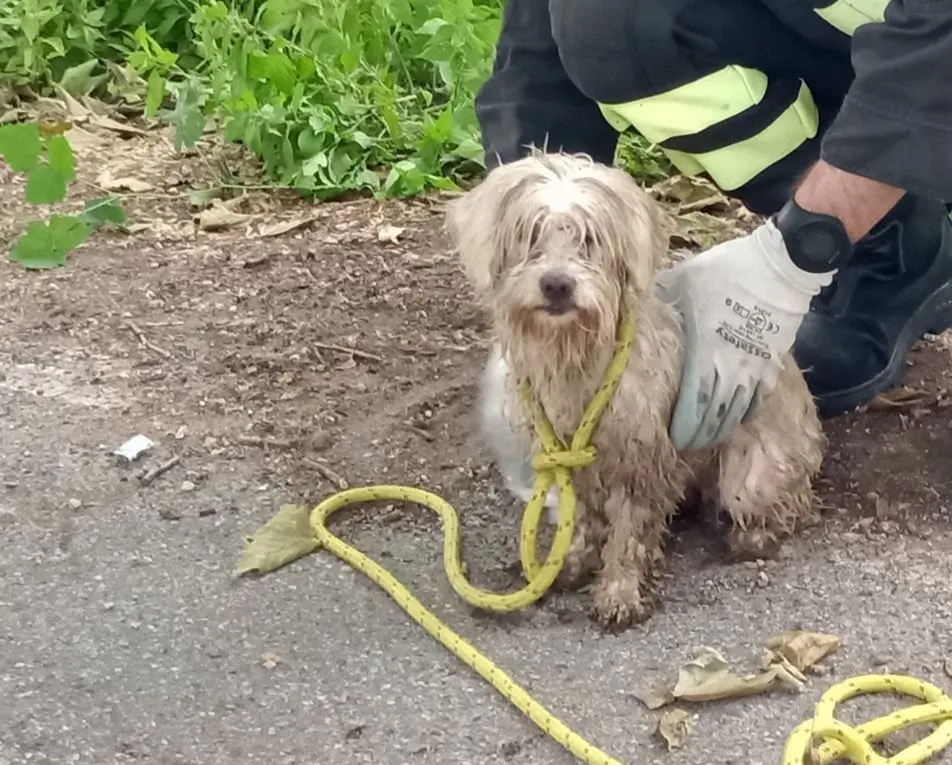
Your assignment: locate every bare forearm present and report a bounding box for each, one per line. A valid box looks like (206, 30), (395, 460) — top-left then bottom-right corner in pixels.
(793, 160), (905, 244)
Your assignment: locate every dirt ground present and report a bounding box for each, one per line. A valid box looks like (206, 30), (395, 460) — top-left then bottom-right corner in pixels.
(3, 121), (952, 765)
(5, 122), (952, 538)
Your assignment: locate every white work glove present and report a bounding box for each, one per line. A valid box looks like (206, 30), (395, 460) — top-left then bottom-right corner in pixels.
(657, 219), (835, 452)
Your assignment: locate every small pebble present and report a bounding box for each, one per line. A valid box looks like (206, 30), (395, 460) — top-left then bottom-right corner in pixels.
(68, 498), (82, 510)
(181, 480), (196, 492)
(499, 741), (522, 758)
(207, 644), (226, 659)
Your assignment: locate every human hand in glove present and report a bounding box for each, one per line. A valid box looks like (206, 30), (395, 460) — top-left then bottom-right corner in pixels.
(657, 219), (836, 452)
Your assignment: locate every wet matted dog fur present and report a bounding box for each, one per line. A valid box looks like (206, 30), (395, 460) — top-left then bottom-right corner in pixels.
(445, 151), (824, 629)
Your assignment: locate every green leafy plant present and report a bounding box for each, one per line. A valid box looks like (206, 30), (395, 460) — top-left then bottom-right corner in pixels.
(0, 0), (673, 205)
(0, 121), (125, 269)
(0, 0), (198, 97)
(126, 0), (503, 199)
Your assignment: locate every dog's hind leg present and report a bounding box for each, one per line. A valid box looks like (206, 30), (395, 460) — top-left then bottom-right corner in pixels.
(715, 423), (821, 562)
(591, 487), (673, 628)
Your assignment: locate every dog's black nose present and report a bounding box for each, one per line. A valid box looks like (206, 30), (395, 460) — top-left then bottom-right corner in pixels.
(539, 272), (576, 305)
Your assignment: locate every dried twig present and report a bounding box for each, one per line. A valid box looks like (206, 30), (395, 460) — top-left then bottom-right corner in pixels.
(237, 435), (294, 449)
(303, 458), (349, 490)
(124, 321), (173, 359)
(312, 341), (382, 363)
(410, 425), (435, 442)
(242, 254), (272, 268)
(139, 455), (181, 486)
(395, 346), (438, 357)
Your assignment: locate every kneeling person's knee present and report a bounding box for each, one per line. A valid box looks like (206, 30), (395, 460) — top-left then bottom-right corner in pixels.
(551, 0), (822, 207)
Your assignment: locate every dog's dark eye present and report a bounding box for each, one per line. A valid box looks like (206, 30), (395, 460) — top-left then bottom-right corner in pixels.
(582, 231), (597, 251)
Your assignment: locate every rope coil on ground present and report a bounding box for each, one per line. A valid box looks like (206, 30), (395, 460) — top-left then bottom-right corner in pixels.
(783, 674), (952, 765)
(305, 309), (952, 765)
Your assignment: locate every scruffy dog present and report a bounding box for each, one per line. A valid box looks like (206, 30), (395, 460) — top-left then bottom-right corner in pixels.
(446, 151), (824, 629)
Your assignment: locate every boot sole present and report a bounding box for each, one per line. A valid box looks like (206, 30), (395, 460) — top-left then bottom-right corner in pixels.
(814, 281), (952, 419)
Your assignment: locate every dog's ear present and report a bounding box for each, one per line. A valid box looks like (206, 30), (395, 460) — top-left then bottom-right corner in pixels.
(444, 164), (522, 302)
(605, 169), (674, 293)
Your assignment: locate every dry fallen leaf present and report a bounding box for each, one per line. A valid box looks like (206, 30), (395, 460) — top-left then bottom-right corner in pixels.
(655, 707), (692, 751)
(187, 187), (227, 208)
(64, 125), (107, 151)
(633, 680), (676, 710)
(236, 503), (320, 575)
(55, 87), (91, 119)
(763, 652), (809, 687)
(672, 646), (803, 703)
(198, 200), (256, 232)
(634, 635), (836, 714)
(653, 174), (728, 212)
(89, 112), (147, 136)
(377, 224), (405, 244)
(96, 170), (154, 193)
(867, 387), (932, 411)
(671, 211), (743, 251)
(764, 630), (842, 674)
(258, 216), (317, 238)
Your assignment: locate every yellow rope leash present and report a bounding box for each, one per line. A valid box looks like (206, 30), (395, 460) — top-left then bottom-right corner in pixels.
(305, 308), (952, 765)
(784, 674), (952, 765)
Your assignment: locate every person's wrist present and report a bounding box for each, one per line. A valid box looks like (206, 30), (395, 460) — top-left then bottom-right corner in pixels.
(793, 160), (904, 243)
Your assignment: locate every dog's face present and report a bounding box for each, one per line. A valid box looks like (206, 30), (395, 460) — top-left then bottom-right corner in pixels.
(446, 152), (670, 354)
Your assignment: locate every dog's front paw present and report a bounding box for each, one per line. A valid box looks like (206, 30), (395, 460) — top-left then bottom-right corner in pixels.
(727, 527), (781, 562)
(591, 579), (653, 630)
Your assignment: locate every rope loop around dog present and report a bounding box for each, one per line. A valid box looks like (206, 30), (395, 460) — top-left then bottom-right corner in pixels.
(295, 302), (952, 765)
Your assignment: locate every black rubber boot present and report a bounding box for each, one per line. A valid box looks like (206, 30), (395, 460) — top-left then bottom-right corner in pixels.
(792, 196), (952, 418)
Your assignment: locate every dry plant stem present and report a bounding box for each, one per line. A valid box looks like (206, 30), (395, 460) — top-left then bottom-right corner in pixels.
(237, 435), (294, 448)
(312, 341), (383, 362)
(304, 458), (349, 490)
(124, 320), (173, 359)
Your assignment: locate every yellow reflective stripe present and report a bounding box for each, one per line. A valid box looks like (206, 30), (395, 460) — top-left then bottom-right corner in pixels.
(689, 81), (819, 189)
(814, 0), (887, 35)
(599, 66), (769, 144)
(601, 80), (819, 191)
(598, 105), (630, 133)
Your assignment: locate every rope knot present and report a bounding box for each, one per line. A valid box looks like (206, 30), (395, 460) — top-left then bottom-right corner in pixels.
(530, 446), (597, 472)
